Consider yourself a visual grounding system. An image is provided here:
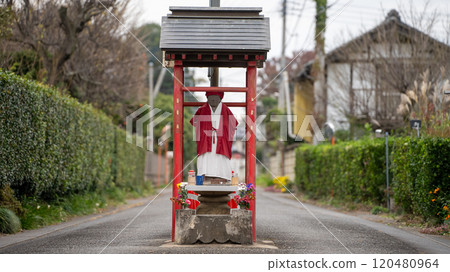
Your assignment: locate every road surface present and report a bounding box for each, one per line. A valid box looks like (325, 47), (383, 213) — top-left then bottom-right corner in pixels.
(1, 189), (449, 254)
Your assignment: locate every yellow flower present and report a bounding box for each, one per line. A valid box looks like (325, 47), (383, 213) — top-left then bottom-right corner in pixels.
(434, 188), (439, 193)
(177, 183), (181, 188)
(443, 206), (448, 211)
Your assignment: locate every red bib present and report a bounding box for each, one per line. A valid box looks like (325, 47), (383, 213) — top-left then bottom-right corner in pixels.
(190, 103), (238, 159)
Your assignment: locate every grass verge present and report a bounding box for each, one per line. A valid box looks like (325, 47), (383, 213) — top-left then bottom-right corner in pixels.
(18, 184), (154, 230)
(290, 193), (449, 237)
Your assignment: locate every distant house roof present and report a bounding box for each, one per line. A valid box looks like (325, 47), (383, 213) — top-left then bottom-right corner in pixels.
(295, 9), (450, 80)
(160, 6), (271, 52)
(327, 9), (450, 63)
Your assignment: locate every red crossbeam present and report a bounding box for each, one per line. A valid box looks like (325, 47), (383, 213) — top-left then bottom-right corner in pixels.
(183, 102), (246, 107)
(182, 87), (248, 93)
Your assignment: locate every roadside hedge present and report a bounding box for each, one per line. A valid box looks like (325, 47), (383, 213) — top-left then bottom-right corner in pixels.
(295, 137), (450, 223)
(392, 137), (450, 222)
(0, 70), (146, 201)
(295, 138), (389, 204)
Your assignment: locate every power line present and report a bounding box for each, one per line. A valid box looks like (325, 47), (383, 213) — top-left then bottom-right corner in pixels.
(285, 0), (307, 47)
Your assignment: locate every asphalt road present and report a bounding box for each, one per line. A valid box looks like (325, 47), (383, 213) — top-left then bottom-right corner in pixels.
(1, 189), (449, 254)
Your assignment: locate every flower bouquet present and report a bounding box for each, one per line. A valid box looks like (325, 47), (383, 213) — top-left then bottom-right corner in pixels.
(233, 183), (256, 210)
(170, 183), (191, 209)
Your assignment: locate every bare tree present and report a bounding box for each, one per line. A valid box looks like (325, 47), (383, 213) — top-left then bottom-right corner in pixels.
(1, 0), (147, 121)
(257, 50), (314, 100)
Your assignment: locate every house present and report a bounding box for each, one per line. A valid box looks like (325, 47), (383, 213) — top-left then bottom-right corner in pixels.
(294, 9), (450, 135)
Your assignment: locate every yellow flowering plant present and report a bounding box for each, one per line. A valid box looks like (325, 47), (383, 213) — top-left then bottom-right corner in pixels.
(273, 176), (293, 193)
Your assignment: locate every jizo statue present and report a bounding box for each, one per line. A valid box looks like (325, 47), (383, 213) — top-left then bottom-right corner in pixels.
(190, 92), (238, 183)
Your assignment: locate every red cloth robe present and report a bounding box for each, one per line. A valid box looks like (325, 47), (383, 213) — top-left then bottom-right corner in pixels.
(190, 102), (238, 159)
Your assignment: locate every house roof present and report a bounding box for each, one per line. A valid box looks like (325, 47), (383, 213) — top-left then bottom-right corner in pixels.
(327, 9), (450, 62)
(160, 6), (271, 52)
(295, 9), (450, 80)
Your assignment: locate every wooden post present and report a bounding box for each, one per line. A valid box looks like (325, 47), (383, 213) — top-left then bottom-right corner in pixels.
(172, 61), (184, 241)
(246, 61), (257, 242)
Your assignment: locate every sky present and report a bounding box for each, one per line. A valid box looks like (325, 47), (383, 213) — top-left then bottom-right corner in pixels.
(125, 0), (449, 116)
(129, 0), (449, 57)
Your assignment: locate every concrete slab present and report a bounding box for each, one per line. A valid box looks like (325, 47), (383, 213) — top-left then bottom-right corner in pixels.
(160, 240), (278, 250)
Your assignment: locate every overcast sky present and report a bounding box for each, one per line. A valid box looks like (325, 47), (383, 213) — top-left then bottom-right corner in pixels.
(129, 0), (449, 56)
(126, 0), (449, 116)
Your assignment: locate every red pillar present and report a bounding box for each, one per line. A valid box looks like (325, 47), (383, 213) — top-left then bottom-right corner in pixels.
(246, 61), (257, 242)
(172, 61), (184, 241)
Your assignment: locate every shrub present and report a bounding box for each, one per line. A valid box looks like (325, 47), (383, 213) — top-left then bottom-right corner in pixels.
(0, 69), (146, 202)
(392, 137), (450, 223)
(371, 206), (389, 215)
(295, 136), (450, 224)
(0, 185), (23, 216)
(256, 172), (274, 187)
(0, 207), (22, 234)
(273, 176), (293, 193)
(295, 138), (389, 204)
(113, 129), (146, 189)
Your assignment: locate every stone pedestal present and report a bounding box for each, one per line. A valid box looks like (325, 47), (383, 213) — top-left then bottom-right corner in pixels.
(186, 185), (238, 215)
(197, 191), (231, 214)
(175, 209), (253, 244)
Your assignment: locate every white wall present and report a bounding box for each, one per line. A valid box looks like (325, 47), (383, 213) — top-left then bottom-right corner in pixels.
(327, 63), (351, 130)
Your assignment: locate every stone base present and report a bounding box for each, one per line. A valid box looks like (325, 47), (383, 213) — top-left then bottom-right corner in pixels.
(175, 209), (253, 244)
(196, 191), (232, 215)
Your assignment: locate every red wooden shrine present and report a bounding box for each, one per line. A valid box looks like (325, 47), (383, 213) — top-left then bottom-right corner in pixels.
(160, 6), (270, 243)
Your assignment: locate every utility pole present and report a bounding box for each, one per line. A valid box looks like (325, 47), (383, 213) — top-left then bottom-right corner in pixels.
(277, 0), (288, 176)
(148, 61), (154, 150)
(312, 0), (327, 129)
(209, 0), (220, 87)
(385, 132), (390, 211)
(210, 0), (220, 7)
(278, 0), (287, 110)
(144, 61), (155, 183)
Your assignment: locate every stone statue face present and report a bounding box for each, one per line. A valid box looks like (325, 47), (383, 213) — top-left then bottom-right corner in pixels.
(207, 95), (221, 108)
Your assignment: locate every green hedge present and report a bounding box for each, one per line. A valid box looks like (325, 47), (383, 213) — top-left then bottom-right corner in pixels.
(392, 137), (450, 222)
(0, 70), (146, 201)
(295, 137), (450, 223)
(113, 129), (146, 189)
(295, 138), (389, 204)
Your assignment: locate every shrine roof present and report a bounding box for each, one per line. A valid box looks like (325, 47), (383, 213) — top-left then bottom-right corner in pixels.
(160, 6), (271, 53)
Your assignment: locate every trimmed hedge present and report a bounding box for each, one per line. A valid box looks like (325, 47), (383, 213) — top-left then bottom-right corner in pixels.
(0, 70), (145, 201)
(113, 129), (146, 189)
(295, 137), (450, 223)
(392, 137), (450, 222)
(295, 138), (389, 204)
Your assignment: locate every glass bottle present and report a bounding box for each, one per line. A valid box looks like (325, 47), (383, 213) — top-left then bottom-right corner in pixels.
(231, 171), (239, 185)
(188, 170), (195, 185)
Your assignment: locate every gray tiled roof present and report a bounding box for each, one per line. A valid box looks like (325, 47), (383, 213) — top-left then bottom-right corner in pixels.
(160, 7), (270, 52)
